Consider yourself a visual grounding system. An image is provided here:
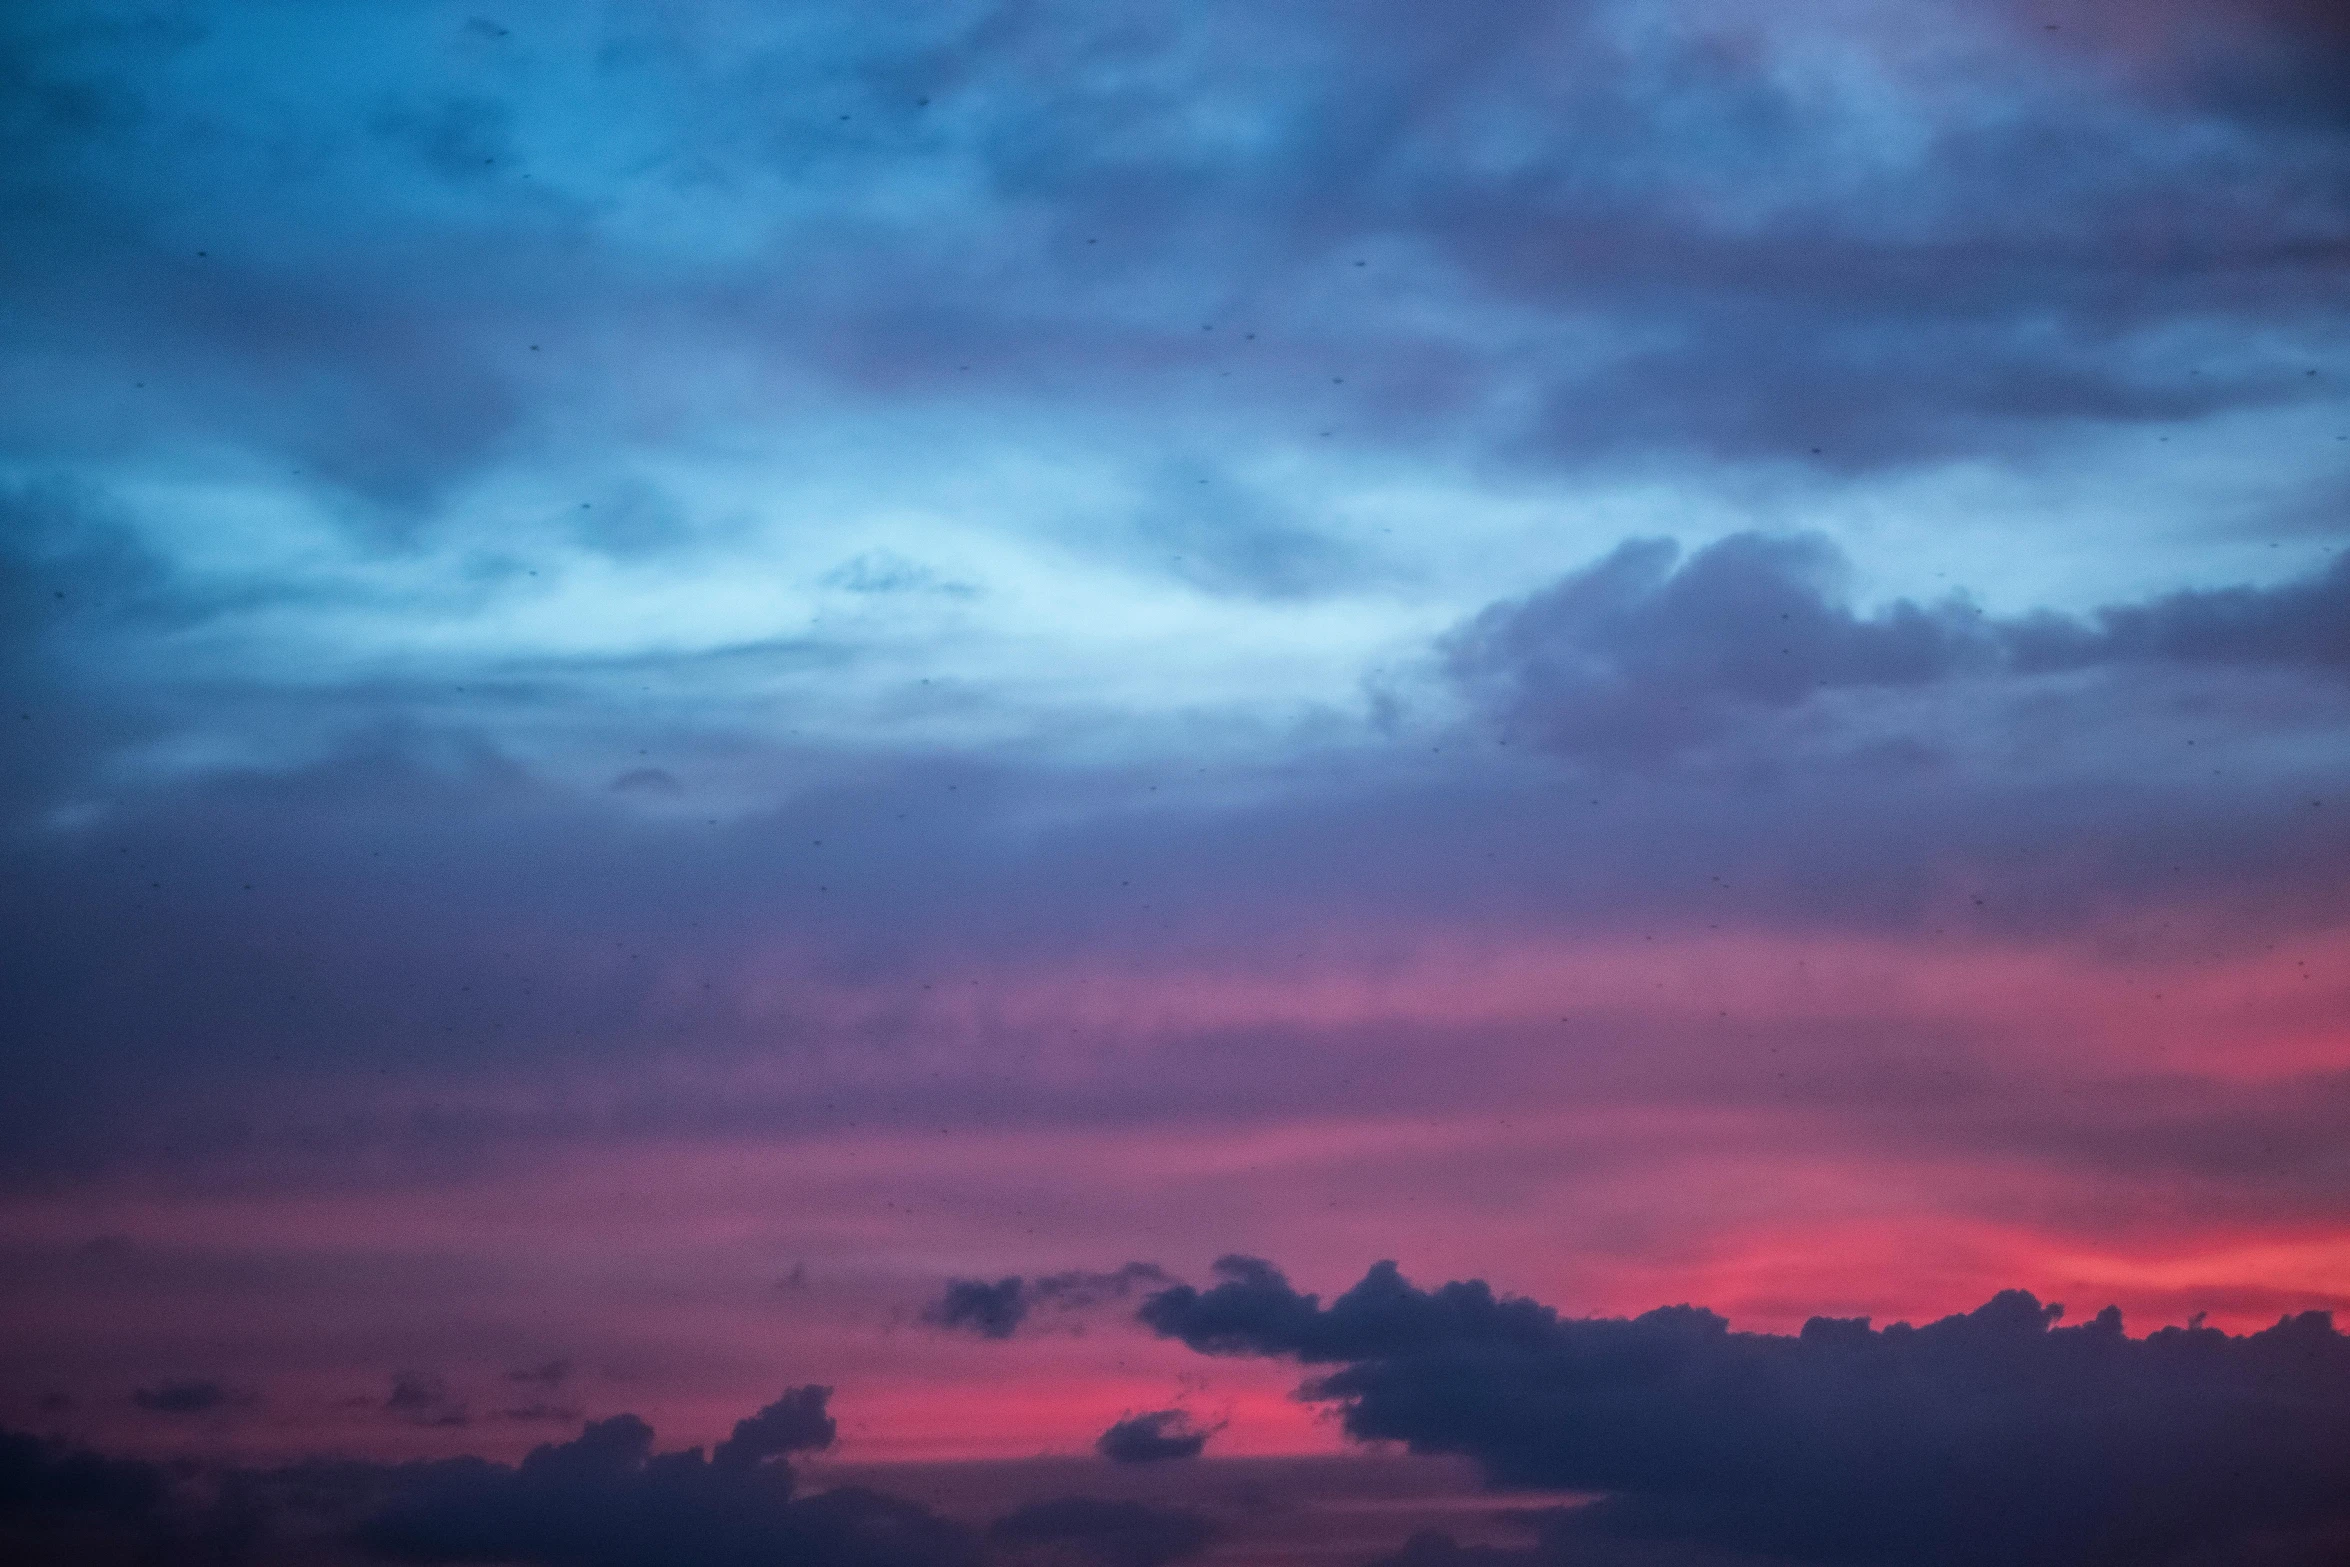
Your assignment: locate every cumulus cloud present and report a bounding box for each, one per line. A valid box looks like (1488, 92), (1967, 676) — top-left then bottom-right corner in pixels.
(1136, 1257), (2350, 1566)
(0, 1388), (1218, 1567)
(1094, 1411), (1217, 1465)
(710, 1384), (835, 1469)
(1449, 533), (2350, 760)
(1447, 534), (1989, 759)
(361, 1386), (974, 1567)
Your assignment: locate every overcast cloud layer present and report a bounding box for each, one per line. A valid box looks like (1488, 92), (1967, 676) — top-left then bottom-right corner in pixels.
(3, 2), (2348, 1563)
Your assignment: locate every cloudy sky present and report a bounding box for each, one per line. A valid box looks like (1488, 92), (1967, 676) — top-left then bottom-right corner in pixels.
(3, 1), (2348, 1563)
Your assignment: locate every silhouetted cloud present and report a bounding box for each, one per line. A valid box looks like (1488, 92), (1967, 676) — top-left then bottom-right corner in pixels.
(1094, 1411), (1215, 1465)
(1138, 1257), (2350, 1566)
(710, 1383), (834, 1469)
(927, 1278), (1030, 1340)
(364, 1385), (976, 1567)
(926, 1266), (1173, 1340)
(3, 1388), (1012, 1567)
(988, 1498), (1215, 1567)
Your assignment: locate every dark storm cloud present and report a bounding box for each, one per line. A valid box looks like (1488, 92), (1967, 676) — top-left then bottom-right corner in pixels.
(1137, 1258), (2350, 1566)
(1450, 532), (2350, 760)
(926, 1266), (1174, 1340)
(988, 1498), (1215, 1567)
(1094, 1411), (1214, 1465)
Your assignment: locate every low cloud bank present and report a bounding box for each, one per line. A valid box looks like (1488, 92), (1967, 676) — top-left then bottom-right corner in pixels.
(1133, 1257), (2350, 1565)
(0, 1385), (1218, 1567)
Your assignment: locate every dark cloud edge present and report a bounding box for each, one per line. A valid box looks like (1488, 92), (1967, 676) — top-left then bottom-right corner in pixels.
(1125, 1255), (2350, 1567)
(0, 1383), (1219, 1567)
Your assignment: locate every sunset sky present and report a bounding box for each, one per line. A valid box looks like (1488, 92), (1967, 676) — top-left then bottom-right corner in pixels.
(3, 2), (2349, 1564)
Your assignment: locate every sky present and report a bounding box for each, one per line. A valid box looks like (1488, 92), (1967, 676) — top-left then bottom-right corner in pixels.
(2, 1), (2349, 1563)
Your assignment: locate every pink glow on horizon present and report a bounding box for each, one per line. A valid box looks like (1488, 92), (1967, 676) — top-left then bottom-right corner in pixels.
(5, 911), (2342, 1462)
(8, 1092), (2345, 1463)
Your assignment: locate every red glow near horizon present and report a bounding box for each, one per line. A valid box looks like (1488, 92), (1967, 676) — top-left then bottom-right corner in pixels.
(7, 910), (2343, 1464)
